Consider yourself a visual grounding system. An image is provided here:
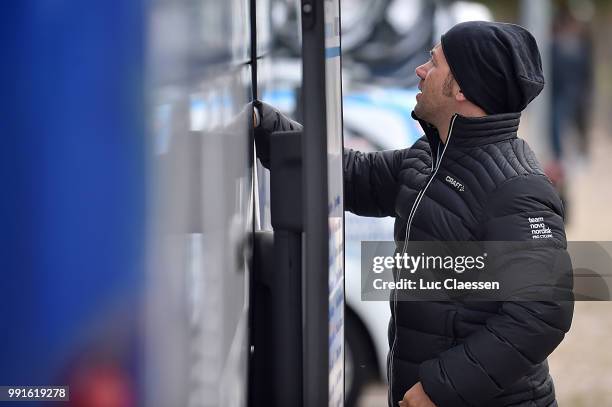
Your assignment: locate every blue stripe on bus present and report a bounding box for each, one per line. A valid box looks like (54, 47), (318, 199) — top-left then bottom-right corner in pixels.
(325, 47), (340, 59)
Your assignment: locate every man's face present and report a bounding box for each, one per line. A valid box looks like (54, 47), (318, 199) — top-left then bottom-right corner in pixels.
(414, 44), (456, 124)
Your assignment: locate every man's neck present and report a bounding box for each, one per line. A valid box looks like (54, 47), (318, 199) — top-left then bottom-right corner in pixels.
(434, 116), (453, 144)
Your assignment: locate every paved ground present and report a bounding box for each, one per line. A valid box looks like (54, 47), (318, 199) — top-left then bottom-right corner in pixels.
(547, 113), (612, 406)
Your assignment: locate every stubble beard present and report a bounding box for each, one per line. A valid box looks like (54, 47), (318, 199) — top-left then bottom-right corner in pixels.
(414, 98), (434, 123)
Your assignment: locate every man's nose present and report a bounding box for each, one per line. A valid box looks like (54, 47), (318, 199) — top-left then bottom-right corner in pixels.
(415, 64), (427, 81)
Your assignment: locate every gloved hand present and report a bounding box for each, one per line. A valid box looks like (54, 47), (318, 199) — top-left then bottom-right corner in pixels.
(253, 100), (303, 169)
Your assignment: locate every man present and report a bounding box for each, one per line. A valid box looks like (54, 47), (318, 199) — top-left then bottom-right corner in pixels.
(254, 21), (573, 407)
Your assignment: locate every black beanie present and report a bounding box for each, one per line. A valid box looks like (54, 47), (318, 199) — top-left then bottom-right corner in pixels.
(440, 21), (545, 115)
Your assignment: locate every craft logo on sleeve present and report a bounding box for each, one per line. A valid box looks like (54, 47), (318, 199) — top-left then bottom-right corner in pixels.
(444, 175), (465, 192)
(528, 216), (553, 239)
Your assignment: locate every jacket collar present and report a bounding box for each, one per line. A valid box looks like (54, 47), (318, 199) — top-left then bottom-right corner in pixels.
(411, 111), (521, 150)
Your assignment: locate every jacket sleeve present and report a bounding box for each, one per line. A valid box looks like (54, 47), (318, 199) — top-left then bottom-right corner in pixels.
(344, 135), (432, 217)
(418, 174), (574, 407)
(343, 146), (418, 218)
(255, 100), (429, 218)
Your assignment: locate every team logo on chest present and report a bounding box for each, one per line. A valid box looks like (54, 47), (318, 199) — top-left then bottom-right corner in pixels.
(444, 175), (465, 192)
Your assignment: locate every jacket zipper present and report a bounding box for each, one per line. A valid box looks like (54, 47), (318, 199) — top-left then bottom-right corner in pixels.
(388, 114), (458, 402)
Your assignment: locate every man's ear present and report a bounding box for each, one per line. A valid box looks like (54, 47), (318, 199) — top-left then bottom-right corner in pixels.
(455, 90), (468, 102)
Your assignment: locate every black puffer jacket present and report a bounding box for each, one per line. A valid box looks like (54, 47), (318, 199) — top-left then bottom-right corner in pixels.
(345, 111), (573, 407)
(254, 102), (574, 407)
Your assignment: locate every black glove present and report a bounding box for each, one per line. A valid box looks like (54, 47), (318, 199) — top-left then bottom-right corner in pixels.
(253, 100), (303, 169)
